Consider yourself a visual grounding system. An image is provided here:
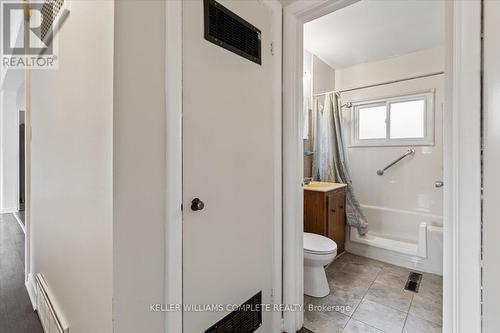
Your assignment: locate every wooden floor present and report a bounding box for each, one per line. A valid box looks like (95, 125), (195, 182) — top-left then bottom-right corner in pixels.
(0, 213), (43, 333)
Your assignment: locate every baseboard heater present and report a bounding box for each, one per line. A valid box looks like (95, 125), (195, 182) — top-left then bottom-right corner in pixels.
(35, 273), (69, 333)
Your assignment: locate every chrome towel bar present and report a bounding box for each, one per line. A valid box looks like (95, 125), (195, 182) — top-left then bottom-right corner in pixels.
(377, 148), (415, 176)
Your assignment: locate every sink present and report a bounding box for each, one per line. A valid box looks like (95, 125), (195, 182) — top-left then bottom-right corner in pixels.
(305, 181), (331, 188)
(304, 181), (347, 192)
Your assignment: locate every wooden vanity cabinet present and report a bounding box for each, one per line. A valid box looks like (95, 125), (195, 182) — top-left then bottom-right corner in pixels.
(304, 186), (347, 253)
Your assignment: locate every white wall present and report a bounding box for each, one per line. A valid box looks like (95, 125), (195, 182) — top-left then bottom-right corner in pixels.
(303, 50), (313, 177)
(312, 54), (335, 94)
(0, 90), (19, 213)
(335, 45), (444, 89)
(337, 47), (445, 233)
(304, 53), (335, 177)
(303, 50), (313, 101)
(30, 2), (114, 332)
(113, 1), (166, 332)
(483, 2), (500, 331)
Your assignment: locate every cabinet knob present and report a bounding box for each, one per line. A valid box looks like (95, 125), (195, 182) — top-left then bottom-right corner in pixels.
(339, 205), (344, 209)
(331, 209), (336, 213)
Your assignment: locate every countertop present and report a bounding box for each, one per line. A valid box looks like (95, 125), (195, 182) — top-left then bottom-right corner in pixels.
(303, 181), (347, 192)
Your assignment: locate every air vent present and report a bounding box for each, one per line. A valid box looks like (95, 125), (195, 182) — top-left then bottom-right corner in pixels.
(40, 0), (65, 41)
(405, 272), (423, 292)
(205, 292), (262, 333)
(204, 0), (262, 65)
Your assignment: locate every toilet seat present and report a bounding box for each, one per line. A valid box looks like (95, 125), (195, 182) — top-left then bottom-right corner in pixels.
(304, 232), (337, 255)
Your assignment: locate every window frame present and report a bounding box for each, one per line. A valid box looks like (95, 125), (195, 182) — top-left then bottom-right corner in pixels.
(350, 90), (435, 147)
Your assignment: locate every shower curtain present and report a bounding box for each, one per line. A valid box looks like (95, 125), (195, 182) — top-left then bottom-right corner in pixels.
(312, 94), (368, 235)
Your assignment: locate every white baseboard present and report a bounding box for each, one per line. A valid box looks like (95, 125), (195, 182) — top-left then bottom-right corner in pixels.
(26, 273), (37, 310)
(0, 207), (17, 214)
(346, 239), (443, 275)
(12, 212), (26, 233)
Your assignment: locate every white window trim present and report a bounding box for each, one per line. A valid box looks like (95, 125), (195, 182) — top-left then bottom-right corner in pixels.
(350, 90), (435, 147)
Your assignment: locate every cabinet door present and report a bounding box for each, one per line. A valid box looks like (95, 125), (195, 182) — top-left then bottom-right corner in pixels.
(335, 192), (345, 253)
(328, 191), (346, 253)
(304, 191), (327, 236)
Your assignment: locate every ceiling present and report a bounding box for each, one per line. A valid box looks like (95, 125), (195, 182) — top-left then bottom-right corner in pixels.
(304, 0), (445, 69)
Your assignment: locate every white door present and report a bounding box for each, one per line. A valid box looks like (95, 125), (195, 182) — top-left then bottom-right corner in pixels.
(182, 1), (277, 332)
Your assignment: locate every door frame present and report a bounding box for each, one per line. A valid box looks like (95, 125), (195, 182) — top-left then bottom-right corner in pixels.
(24, 55), (35, 303)
(482, 1), (500, 330)
(165, 1), (283, 332)
(282, 1), (482, 332)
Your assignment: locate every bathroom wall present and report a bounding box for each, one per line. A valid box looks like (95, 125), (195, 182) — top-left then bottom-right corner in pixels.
(304, 51), (335, 178)
(335, 46), (444, 89)
(312, 55), (335, 95)
(337, 46), (445, 234)
(303, 50), (313, 177)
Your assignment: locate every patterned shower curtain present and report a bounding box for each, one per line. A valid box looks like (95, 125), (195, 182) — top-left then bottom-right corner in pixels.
(312, 94), (368, 235)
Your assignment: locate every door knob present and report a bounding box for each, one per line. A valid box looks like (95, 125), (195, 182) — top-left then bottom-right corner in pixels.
(191, 198), (205, 211)
(435, 181), (444, 188)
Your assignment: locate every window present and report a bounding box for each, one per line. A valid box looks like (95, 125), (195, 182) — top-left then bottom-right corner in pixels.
(351, 91), (434, 147)
(358, 104), (386, 139)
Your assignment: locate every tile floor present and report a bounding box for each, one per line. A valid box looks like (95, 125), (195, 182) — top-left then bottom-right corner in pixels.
(303, 253), (442, 333)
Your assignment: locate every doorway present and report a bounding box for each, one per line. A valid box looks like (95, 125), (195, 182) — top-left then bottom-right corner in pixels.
(16, 110), (25, 226)
(301, 2), (444, 331)
(282, 1), (481, 333)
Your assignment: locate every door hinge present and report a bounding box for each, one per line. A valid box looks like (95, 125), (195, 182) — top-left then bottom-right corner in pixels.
(270, 41), (274, 56)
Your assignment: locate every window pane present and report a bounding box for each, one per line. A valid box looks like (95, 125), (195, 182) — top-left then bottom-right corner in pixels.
(358, 105), (387, 139)
(389, 100), (425, 139)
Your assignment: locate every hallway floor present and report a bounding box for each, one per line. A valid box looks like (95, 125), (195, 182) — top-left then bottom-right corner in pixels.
(304, 253), (442, 333)
(0, 213), (43, 333)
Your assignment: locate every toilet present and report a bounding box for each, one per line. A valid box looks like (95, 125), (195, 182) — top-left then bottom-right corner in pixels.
(304, 232), (337, 297)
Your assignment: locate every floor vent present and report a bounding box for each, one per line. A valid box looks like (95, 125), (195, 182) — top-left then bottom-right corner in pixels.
(36, 273), (69, 333)
(405, 272), (423, 292)
(204, 0), (262, 65)
(205, 292), (262, 333)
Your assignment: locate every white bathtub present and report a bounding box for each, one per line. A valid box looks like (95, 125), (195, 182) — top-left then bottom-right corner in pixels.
(346, 205), (443, 275)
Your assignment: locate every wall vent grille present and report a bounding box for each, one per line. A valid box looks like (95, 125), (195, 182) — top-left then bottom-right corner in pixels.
(204, 0), (262, 65)
(205, 292), (262, 333)
(40, 0), (65, 41)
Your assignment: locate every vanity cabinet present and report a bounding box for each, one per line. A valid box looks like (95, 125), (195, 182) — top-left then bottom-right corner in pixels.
(304, 186), (347, 253)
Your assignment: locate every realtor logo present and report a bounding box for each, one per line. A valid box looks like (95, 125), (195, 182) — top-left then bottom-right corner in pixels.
(1, 1), (63, 69)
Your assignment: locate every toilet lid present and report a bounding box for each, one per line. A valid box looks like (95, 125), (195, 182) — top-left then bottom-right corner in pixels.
(304, 233), (337, 254)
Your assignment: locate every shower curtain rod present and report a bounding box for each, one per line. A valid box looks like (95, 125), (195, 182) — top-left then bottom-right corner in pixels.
(312, 71), (445, 97)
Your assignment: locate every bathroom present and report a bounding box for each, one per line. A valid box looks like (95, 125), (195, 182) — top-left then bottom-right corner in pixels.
(300, 1), (444, 332)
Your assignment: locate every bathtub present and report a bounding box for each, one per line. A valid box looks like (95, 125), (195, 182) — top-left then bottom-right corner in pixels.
(346, 205), (443, 275)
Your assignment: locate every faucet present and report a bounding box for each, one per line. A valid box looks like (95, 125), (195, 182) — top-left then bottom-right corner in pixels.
(304, 177), (313, 185)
